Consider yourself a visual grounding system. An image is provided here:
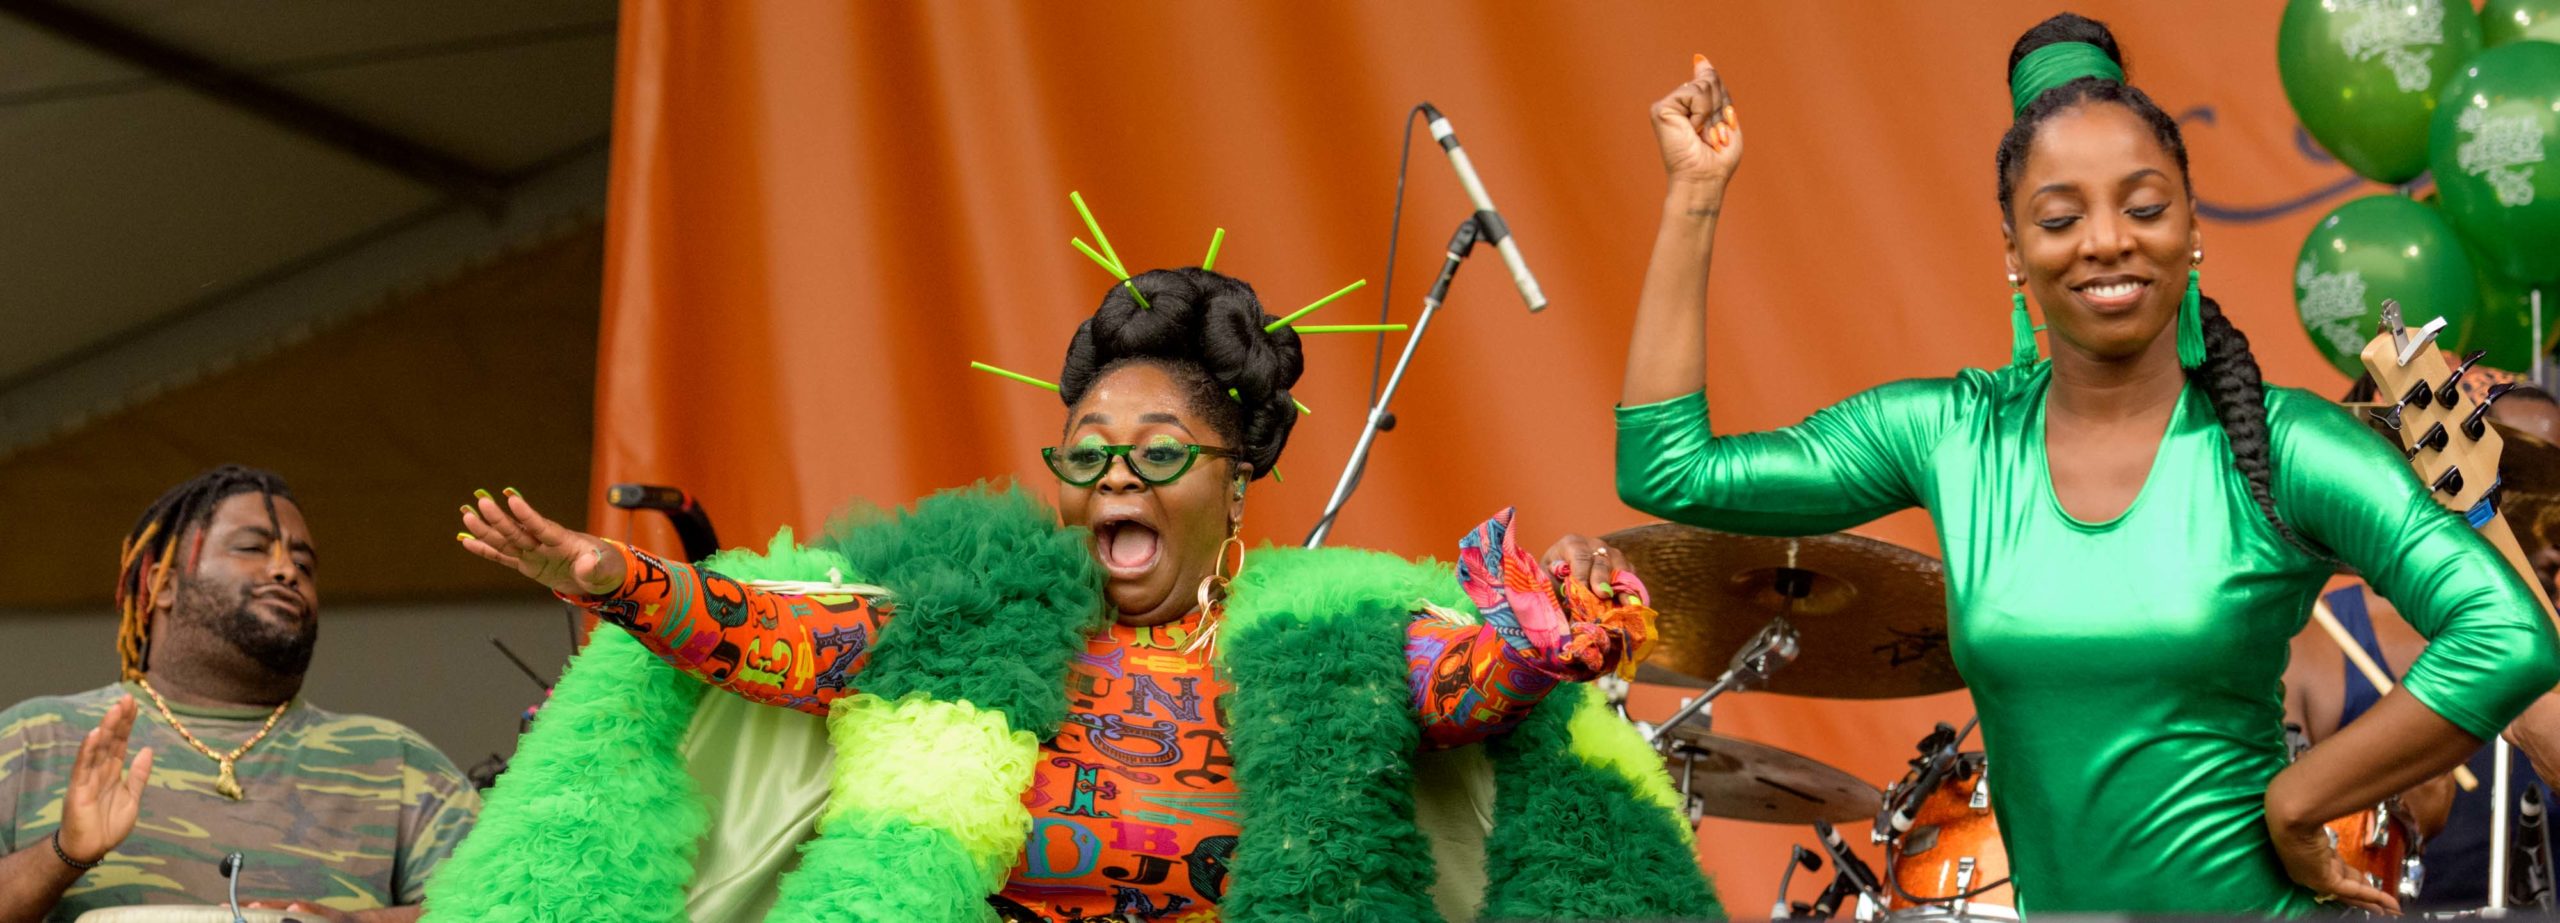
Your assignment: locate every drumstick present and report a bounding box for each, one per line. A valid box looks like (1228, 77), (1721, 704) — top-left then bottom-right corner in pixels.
(2311, 598), (2480, 791)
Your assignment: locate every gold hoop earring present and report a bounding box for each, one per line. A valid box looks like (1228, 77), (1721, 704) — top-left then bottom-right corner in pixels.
(1187, 526), (1245, 658)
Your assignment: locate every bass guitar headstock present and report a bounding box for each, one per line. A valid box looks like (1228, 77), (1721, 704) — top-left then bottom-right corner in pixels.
(2359, 300), (2514, 518)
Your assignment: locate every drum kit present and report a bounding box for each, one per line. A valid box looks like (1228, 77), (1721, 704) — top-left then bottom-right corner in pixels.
(1598, 522), (2432, 922)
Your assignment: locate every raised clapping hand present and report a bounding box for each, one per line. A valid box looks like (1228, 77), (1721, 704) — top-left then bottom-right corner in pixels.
(1652, 55), (1744, 199)
(58, 696), (152, 869)
(456, 489), (624, 597)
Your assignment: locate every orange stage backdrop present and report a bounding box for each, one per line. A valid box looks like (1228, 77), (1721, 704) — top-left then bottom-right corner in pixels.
(595, 1), (2391, 912)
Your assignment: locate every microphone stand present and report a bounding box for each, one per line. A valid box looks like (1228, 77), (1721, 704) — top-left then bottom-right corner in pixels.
(221, 851), (247, 923)
(1305, 215), (1483, 547)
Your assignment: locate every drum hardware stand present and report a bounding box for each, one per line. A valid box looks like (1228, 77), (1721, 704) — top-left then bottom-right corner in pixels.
(1771, 845), (1824, 919)
(1595, 673), (1634, 723)
(1647, 613), (1799, 749)
(1648, 553), (1815, 747)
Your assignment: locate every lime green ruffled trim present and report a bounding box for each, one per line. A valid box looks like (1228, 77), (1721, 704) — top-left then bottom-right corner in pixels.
(817, 693), (1040, 891)
(1563, 681), (1694, 846)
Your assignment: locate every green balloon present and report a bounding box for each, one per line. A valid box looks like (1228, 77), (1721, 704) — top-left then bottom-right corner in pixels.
(2294, 195), (2483, 378)
(2280, 0), (2484, 184)
(2430, 41), (2560, 284)
(2483, 0), (2560, 47)
(2464, 254), (2557, 371)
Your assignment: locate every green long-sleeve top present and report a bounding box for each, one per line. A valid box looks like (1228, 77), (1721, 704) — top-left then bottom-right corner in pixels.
(1616, 362), (2560, 915)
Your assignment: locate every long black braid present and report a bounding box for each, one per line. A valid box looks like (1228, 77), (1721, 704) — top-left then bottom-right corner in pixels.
(116, 465), (295, 680)
(1997, 13), (2321, 556)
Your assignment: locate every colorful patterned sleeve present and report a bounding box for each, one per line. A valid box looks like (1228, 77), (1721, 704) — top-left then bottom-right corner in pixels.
(1406, 619), (1569, 749)
(565, 541), (892, 716)
(1407, 508), (1665, 748)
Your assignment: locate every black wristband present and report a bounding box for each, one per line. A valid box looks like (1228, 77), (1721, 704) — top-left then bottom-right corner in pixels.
(49, 830), (101, 870)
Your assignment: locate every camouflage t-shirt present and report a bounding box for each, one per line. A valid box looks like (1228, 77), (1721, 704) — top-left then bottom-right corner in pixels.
(0, 683), (480, 921)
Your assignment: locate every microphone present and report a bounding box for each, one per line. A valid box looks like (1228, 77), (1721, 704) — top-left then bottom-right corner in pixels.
(1813, 820), (1884, 898)
(1877, 722), (1965, 840)
(604, 483), (693, 511)
(605, 483), (722, 562)
(1416, 102), (1548, 312)
(1807, 873), (1860, 919)
(2515, 785), (2554, 910)
(220, 852), (246, 923)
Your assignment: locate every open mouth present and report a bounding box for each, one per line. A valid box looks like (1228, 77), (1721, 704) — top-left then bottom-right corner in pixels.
(2071, 275), (2150, 314)
(1093, 518), (1163, 577)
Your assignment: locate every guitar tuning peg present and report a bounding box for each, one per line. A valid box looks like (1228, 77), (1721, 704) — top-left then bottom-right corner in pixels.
(2464, 381), (2520, 440)
(2405, 421), (2451, 460)
(2418, 422), (2450, 454)
(2436, 349), (2490, 407)
(2433, 465), (2465, 497)
(2402, 379), (2437, 412)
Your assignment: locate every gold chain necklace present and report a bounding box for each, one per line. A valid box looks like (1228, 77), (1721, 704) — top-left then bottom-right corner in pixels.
(135, 678), (290, 800)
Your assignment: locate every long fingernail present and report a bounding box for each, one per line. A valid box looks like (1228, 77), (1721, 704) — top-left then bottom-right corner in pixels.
(457, 532), (475, 542)
(473, 489), (492, 500)
(460, 505), (474, 516)
(503, 487), (520, 497)
(1693, 53), (1705, 67)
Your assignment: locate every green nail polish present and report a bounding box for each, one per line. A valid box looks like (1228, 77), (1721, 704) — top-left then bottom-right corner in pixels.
(456, 532), (474, 542)
(503, 487), (520, 497)
(473, 489), (492, 500)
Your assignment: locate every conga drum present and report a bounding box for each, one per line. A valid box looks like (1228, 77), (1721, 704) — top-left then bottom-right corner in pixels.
(75, 907), (299, 922)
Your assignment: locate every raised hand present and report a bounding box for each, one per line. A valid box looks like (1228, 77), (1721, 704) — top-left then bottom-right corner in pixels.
(456, 489), (624, 597)
(59, 696), (153, 867)
(1651, 55), (1744, 197)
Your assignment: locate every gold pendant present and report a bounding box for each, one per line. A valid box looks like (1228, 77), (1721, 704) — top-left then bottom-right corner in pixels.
(214, 760), (243, 800)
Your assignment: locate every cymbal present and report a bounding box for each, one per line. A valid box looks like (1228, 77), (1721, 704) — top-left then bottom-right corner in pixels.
(1604, 523), (1960, 699)
(1655, 723), (1883, 825)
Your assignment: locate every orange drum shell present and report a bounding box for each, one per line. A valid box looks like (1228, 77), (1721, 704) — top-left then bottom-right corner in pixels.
(1885, 759), (2016, 912)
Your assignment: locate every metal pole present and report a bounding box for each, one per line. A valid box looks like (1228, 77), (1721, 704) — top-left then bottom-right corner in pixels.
(1304, 294), (1445, 548)
(2496, 738), (2515, 914)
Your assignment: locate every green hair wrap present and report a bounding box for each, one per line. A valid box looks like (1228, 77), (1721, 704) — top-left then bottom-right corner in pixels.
(2010, 41), (2123, 116)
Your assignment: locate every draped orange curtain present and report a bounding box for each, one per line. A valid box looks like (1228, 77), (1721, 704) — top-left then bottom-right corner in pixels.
(595, 1), (2369, 911)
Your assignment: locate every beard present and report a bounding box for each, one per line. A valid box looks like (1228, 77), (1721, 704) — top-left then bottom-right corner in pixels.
(172, 577), (317, 677)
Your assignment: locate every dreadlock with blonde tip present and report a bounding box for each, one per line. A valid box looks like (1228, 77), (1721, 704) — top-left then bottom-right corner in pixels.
(113, 465), (295, 682)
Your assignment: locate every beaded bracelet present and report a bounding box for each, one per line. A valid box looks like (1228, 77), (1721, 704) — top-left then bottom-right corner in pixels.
(50, 830), (101, 870)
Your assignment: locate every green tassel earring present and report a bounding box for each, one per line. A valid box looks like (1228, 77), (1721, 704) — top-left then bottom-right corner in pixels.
(2176, 266), (2206, 369)
(2009, 276), (2039, 367)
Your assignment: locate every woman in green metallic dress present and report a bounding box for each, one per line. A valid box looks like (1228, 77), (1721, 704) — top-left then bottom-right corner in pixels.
(1616, 13), (2560, 916)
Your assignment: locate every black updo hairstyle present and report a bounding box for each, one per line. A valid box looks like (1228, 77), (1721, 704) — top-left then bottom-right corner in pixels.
(1997, 13), (2320, 555)
(1058, 266), (1306, 481)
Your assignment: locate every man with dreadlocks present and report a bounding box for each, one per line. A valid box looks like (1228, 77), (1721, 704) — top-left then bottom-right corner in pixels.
(0, 466), (479, 923)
